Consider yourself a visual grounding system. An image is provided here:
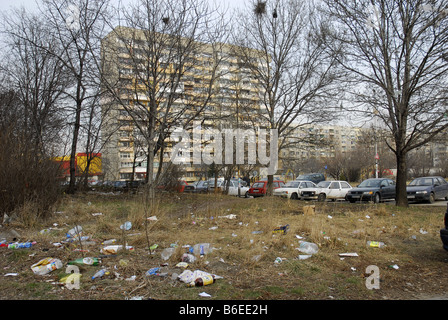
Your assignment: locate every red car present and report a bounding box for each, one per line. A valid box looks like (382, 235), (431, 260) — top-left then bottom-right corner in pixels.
(157, 180), (188, 193)
(248, 180), (285, 198)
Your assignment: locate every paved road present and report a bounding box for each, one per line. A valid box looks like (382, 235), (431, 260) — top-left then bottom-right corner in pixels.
(408, 200), (448, 207)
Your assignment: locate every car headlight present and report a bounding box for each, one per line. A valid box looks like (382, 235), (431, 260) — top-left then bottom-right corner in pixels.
(363, 191), (373, 195)
(416, 191), (428, 194)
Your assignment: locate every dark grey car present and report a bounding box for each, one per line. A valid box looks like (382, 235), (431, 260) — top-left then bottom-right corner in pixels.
(184, 180), (209, 193)
(295, 173), (325, 185)
(346, 178), (396, 203)
(406, 176), (448, 203)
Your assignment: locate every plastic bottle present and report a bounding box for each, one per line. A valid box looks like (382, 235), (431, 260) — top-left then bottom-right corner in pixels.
(7, 242), (35, 249)
(367, 241), (385, 248)
(65, 236), (90, 243)
(191, 274), (216, 287)
(161, 247), (175, 260)
(191, 243), (211, 256)
(68, 257), (100, 266)
(146, 267), (160, 276)
(120, 221), (132, 231)
(100, 245), (134, 255)
(297, 241), (319, 254)
(92, 269), (109, 280)
(67, 226), (83, 238)
(102, 239), (117, 245)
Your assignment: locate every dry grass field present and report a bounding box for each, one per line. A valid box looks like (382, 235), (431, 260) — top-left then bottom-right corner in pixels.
(0, 190), (447, 302)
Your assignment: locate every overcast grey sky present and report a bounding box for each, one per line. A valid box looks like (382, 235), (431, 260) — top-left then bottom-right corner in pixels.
(0, 0), (247, 13)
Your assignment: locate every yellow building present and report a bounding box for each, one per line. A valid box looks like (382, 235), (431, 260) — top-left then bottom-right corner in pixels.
(53, 153), (102, 180)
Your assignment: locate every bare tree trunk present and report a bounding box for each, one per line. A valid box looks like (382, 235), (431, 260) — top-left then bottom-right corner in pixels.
(395, 150), (408, 207)
(68, 98), (82, 194)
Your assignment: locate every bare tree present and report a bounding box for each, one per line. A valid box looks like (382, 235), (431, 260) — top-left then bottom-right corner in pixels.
(325, 0), (448, 206)
(1, 8), (69, 157)
(35, 0), (112, 193)
(101, 0), (230, 199)
(232, 0), (343, 195)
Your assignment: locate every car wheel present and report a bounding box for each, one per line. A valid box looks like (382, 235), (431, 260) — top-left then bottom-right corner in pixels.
(291, 193), (298, 200)
(245, 191), (249, 198)
(318, 193), (326, 202)
(373, 193), (381, 204)
(429, 192), (435, 204)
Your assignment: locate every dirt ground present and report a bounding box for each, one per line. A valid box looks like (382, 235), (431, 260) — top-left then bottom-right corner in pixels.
(0, 192), (447, 304)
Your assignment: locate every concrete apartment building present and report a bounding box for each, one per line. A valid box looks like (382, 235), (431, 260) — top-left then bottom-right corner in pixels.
(100, 27), (267, 182)
(279, 124), (365, 175)
(100, 27), (448, 183)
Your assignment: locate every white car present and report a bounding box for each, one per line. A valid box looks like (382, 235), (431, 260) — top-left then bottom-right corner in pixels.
(227, 180), (250, 197)
(304, 180), (353, 202)
(273, 180), (317, 200)
(211, 179), (249, 197)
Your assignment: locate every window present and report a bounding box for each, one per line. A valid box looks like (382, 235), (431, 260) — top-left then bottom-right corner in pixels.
(120, 173), (132, 180)
(305, 182), (315, 188)
(330, 182), (339, 189)
(341, 182), (351, 189)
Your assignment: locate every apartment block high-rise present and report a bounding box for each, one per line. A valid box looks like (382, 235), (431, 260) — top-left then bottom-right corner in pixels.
(100, 26), (267, 182)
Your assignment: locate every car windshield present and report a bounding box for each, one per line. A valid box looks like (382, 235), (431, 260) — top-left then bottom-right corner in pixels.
(284, 181), (300, 188)
(358, 180), (381, 188)
(409, 178), (434, 186)
(317, 181), (331, 188)
(297, 175), (311, 180)
(252, 182), (265, 188)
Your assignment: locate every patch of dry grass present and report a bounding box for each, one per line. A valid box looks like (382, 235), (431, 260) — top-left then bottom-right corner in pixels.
(2, 192), (447, 300)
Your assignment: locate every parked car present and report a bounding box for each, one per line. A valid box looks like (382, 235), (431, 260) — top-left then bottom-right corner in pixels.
(273, 180), (316, 200)
(226, 179), (250, 197)
(346, 178), (396, 203)
(298, 181), (320, 200)
(205, 179), (249, 197)
(207, 178), (225, 193)
(440, 203), (448, 251)
(248, 180), (285, 198)
(295, 173), (325, 185)
(406, 176), (448, 203)
(113, 180), (128, 191)
(314, 180), (353, 202)
(184, 180), (209, 193)
(157, 180), (188, 193)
